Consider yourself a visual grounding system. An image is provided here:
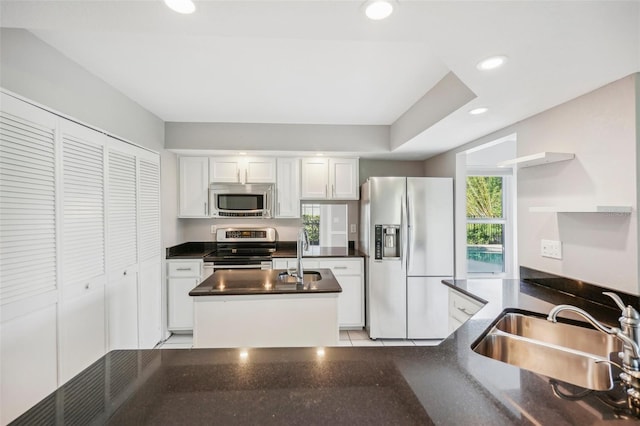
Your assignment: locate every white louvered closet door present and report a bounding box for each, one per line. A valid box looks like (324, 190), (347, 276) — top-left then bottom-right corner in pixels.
(0, 93), (59, 424)
(107, 145), (139, 350)
(59, 119), (107, 383)
(137, 155), (162, 348)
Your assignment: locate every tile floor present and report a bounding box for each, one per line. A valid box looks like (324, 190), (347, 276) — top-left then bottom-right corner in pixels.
(157, 331), (442, 349)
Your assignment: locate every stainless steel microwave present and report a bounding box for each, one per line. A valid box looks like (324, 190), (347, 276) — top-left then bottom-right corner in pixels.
(209, 183), (274, 218)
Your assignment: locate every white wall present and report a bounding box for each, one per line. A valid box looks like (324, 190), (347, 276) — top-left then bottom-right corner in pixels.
(0, 28), (181, 249)
(424, 74), (639, 294)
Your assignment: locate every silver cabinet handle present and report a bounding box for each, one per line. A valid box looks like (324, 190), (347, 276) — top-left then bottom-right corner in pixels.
(85, 283), (90, 290)
(331, 184), (335, 197)
(123, 270), (127, 276)
(237, 169), (240, 183)
(204, 202), (207, 215)
(245, 169), (248, 183)
(278, 201), (281, 216)
(457, 306), (471, 315)
(176, 267), (192, 271)
(325, 184), (328, 198)
(333, 266), (348, 270)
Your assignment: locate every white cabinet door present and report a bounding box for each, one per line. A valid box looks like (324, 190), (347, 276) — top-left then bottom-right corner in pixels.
(329, 158), (358, 200)
(210, 156), (276, 184)
(107, 268), (139, 349)
(59, 277), (106, 384)
(0, 93), (58, 305)
(107, 146), (139, 350)
(301, 157), (329, 199)
(407, 277), (451, 339)
(276, 157), (300, 218)
(168, 277), (198, 330)
(139, 257), (162, 348)
(179, 156), (209, 217)
(1, 304), (58, 425)
(335, 274), (363, 328)
(210, 156), (242, 183)
(245, 156), (276, 183)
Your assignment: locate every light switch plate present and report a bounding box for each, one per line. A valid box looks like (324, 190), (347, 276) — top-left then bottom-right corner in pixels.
(541, 239), (562, 259)
(350, 224), (356, 233)
(210, 225), (216, 234)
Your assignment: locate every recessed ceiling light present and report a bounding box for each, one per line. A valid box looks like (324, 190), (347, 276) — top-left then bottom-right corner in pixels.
(164, 0), (196, 14)
(364, 0), (394, 20)
(476, 56), (508, 71)
(469, 107), (489, 115)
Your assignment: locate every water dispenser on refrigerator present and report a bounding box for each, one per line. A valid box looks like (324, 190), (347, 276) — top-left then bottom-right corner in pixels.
(374, 225), (400, 260)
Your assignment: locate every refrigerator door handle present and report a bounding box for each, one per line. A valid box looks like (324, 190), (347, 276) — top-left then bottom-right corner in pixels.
(401, 196), (408, 271)
(406, 196), (411, 271)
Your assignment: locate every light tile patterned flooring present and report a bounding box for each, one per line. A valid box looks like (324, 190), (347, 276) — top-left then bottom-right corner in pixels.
(157, 331), (442, 349)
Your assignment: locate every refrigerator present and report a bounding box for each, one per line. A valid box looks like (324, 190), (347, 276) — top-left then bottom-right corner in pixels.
(360, 177), (454, 339)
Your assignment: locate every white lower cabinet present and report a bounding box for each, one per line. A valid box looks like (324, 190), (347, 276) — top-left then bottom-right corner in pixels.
(272, 257), (364, 329)
(448, 288), (484, 333)
(167, 260), (203, 331)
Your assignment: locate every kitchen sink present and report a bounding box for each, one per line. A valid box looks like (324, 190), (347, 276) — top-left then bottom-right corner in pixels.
(472, 310), (623, 391)
(276, 270), (322, 284)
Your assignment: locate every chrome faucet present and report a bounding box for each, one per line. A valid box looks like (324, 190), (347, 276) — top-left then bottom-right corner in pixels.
(547, 292), (640, 415)
(295, 227), (309, 284)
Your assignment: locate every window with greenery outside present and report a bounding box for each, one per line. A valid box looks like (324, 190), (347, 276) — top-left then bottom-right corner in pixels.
(466, 176), (505, 273)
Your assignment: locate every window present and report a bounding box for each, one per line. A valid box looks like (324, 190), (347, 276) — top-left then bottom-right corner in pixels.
(302, 204), (320, 246)
(466, 175), (506, 274)
(301, 203), (348, 248)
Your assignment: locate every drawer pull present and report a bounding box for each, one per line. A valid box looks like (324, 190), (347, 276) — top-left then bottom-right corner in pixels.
(457, 306), (471, 315)
(176, 267), (192, 271)
(123, 270), (127, 276)
(85, 283), (90, 290)
(332, 266), (348, 269)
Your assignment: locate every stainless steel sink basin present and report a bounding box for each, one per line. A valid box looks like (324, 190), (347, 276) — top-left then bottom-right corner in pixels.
(276, 271), (322, 284)
(472, 310), (623, 391)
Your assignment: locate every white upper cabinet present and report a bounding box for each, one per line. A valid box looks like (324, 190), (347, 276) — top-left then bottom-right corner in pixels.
(301, 157), (329, 199)
(329, 158), (359, 200)
(210, 156), (275, 184)
(178, 156), (209, 218)
(301, 157), (359, 200)
(275, 157), (300, 218)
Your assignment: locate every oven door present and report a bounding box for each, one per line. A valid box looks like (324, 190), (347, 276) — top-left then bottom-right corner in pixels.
(212, 261), (272, 271)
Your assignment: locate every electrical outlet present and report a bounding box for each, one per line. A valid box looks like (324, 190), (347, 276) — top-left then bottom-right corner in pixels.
(541, 239), (562, 259)
(350, 224), (356, 233)
(210, 225), (216, 234)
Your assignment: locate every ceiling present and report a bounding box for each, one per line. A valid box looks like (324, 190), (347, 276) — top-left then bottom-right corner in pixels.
(1, 1), (639, 159)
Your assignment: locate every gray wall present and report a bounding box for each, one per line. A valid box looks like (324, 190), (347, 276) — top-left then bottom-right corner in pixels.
(0, 28), (181, 248)
(166, 122), (389, 154)
(424, 73), (639, 295)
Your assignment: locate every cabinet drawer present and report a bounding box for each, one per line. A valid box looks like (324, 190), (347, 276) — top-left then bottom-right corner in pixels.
(318, 259), (362, 275)
(449, 289), (483, 323)
(168, 261), (202, 277)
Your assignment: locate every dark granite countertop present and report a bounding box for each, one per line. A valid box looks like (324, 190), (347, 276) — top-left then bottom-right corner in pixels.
(13, 271), (640, 425)
(166, 241), (365, 260)
(188, 269), (342, 296)
(272, 246), (366, 258)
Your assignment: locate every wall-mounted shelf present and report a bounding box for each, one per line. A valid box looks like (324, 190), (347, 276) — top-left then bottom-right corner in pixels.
(498, 152), (574, 168)
(529, 205), (632, 214)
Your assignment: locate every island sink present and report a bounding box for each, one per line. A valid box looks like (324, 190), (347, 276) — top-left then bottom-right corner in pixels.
(277, 270), (322, 284)
(472, 310), (623, 391)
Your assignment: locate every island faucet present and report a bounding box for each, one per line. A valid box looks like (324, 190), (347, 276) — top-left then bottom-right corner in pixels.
(295, 227), (309, 284)
(547, 292), (640, 415)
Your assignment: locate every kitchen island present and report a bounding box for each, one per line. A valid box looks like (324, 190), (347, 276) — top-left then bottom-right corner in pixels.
(12, 267), (640, 425)
(189, 269), (342, 348)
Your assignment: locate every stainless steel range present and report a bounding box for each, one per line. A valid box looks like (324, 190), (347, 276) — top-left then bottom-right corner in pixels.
(204, 228), (276, 270)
